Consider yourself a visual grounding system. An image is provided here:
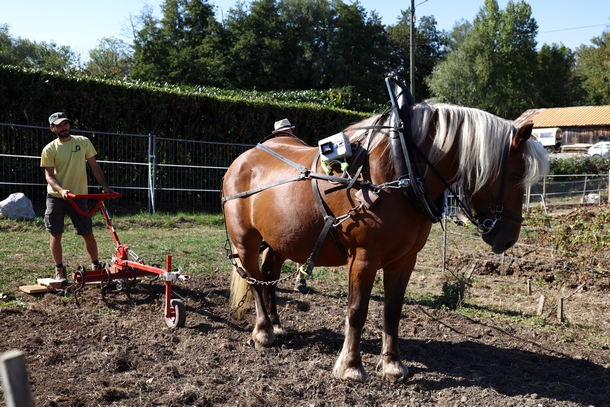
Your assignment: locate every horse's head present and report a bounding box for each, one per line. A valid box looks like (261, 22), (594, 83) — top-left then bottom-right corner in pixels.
(468, 121), (548, 253)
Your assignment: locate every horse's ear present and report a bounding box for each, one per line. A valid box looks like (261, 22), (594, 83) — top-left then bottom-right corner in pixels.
(513, 121), (533, 148)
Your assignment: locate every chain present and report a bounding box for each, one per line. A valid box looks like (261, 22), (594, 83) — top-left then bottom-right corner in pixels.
(246, 269), (299, 286)
(333, 202), (365, 227)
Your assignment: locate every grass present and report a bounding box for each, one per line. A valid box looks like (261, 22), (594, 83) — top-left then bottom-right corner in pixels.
(0, 211), (231, 292)
(1, 211), (608, 351)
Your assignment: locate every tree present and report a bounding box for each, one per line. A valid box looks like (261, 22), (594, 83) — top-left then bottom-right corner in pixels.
(387, 12), (447, 101)
(0, 23), (79, 72)
(536, 44), (582, 107)
(87, 37), (134, 78)
(224, 0), (294, 90)
(575, 29), (610, 106)
(427, 0), (539, 119)
(131, 0), (225, 86)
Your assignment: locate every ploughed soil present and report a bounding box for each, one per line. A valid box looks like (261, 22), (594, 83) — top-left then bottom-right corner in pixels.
(1, 258), (609, 407)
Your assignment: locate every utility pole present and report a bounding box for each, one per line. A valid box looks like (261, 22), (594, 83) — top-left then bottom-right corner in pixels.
(410, 0), (415, 101)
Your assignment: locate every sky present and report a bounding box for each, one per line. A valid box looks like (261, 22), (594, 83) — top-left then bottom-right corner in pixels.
(1, 0), (609, 60)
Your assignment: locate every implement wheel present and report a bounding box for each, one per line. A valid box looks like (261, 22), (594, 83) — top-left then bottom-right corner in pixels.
(165, 299), (186, 328)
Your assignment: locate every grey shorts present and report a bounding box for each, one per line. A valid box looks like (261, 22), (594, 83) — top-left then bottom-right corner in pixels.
(44, 195), (93, 235)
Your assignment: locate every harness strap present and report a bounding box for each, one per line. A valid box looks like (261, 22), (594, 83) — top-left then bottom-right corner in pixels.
(386, 77), (445, 223)
(221, 143), (357, 204)
(221, 174), (307, 204)
(310, 151), (349, 261)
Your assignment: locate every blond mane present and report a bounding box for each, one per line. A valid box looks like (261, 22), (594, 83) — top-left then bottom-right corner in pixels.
(345, 103), (548, 193)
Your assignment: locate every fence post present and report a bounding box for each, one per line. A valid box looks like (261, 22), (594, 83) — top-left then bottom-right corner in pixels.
(542, 176), (547, 204)
(148, 134), (156, 215)
(442, 192), (448, 273)
(0, 349), (35, 407)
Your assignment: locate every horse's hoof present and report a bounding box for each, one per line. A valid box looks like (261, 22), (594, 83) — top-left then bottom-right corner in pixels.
(333, 365), (369, 382)
(272, 324), (287, 336)
(382, 361), (409, 382)
(252, 330), (275, 349)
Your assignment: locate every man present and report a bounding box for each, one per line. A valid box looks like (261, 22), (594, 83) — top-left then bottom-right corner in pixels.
(271, 118), (313, 294)
(41, 112), (115, 283)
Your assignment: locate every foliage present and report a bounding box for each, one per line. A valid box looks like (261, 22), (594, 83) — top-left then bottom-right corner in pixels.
(536, 44), (583, 107)
(386, 12), (447, 101)
(86, 37), (134, 78)
(427, 0), (540, 119)
(0, 24), (80, 71)
(0, 64), (369, 142)
(549, 155), (610, 177)
(548, 206), (610, 258)
(575, 29), (610, 106)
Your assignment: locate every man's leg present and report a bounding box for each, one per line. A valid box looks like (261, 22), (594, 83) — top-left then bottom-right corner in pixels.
(81, 233), (99, 264)
(50, 233), (63, 266)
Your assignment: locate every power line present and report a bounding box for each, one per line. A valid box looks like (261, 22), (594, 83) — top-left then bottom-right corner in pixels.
(539, 23), (609, 35)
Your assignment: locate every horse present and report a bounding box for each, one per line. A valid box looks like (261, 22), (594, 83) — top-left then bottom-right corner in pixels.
(221, 99), (548, 382)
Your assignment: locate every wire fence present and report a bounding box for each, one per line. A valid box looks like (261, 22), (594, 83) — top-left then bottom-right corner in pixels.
(0, 123), (253, 214)
(2, 122), (610, 215)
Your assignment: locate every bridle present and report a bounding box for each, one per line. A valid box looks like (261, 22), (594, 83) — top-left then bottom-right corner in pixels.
(470, 139), (524, 235)
(382, 77), (523, 235)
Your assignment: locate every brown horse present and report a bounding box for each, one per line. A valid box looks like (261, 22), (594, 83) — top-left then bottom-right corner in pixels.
(221, 101), (548, 382)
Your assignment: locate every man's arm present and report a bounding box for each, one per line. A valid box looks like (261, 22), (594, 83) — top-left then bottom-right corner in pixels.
(43, 167), (71, 199)
(86, 156), (116, 194)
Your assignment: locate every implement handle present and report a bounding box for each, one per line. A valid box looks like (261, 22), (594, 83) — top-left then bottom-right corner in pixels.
(66, 192), (122, 217)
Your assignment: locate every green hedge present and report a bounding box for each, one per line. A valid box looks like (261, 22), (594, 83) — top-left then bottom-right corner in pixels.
(0, 65), (371, 145)
(549, 155), (610, 178)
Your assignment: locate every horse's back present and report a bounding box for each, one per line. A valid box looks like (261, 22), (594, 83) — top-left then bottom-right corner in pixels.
(223, 137), (315, 195)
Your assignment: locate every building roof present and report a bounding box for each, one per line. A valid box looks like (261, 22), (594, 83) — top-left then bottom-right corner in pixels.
(514, 106), (610, 128)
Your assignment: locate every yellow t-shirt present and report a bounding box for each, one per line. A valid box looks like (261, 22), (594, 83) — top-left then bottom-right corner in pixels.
(40, 135), (97, 198)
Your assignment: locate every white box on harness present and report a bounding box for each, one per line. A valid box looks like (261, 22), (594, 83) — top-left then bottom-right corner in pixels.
(318, 132), (352, 162)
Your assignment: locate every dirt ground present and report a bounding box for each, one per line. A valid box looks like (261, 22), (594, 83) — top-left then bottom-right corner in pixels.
(1, 256), (609, 407)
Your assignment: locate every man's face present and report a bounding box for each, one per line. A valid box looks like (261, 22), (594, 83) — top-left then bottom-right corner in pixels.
(51, 121), (70, 138)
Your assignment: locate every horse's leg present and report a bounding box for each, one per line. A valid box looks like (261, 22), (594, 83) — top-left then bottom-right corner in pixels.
(241, 248), (276, 349)
(379, 255), (416, 381)
(261, 248), (288, 336)
(333, 256), (377, 382)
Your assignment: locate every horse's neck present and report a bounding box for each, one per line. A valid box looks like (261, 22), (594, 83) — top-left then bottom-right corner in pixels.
(367, 131), (462, 201)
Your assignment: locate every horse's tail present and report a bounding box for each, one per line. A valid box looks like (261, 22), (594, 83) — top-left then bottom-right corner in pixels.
(229, 256), (253, 320)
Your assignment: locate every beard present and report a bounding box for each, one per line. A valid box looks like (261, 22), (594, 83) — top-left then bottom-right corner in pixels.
(57, 130), (70, 138)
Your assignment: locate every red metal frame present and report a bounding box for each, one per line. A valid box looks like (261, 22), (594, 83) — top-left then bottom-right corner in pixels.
(67, 193), (188, 323)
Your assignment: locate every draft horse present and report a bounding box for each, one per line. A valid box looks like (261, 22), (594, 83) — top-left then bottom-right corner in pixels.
(221, 86), (548, 382)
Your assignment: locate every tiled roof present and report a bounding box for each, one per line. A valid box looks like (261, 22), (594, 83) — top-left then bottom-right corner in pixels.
(530, 106), (610, 127)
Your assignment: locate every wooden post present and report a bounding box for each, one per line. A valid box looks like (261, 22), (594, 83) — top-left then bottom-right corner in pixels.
(526, 183), (531, 213)
(0, 350), (35, 407)
(527, 278), (532, 295)
(558, 297), (564, 322)
(537, 295), (545, 315)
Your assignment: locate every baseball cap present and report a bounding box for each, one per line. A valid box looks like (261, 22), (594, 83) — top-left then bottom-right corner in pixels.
(49, 112), (70, 125)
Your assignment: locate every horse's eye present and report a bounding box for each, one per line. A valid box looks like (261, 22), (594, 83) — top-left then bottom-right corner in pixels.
(511, 173), (524, 181)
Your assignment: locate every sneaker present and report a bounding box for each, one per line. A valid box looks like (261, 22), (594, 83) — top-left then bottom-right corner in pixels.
(54, 266), (69, 285)
(294, 278), (312, 294)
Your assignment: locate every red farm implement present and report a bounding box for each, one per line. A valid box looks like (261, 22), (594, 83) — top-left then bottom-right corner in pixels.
(67, 193), (189, 328)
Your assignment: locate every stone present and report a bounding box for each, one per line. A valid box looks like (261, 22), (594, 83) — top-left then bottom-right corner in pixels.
(0, 193), (36, 220)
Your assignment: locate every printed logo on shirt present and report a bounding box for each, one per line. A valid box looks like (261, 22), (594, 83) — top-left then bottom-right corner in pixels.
(72, 144), (81, 152)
